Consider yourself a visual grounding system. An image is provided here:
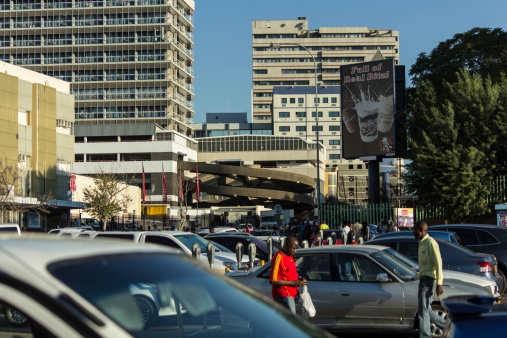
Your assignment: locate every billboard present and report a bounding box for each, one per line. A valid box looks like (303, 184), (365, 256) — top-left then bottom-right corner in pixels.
(395, 208), (414, 228)
(341, 59), (396, 158)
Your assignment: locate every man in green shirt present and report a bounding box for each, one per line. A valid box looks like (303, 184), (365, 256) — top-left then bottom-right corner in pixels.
(413, 221), (446, 338)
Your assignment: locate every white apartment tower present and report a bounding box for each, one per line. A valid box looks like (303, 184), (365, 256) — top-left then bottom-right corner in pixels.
(252, 18), (399, 123)
(0, 0), (195, 136)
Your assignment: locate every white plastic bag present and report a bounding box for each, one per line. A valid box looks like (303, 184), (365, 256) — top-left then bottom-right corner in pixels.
(300, 285), (316, 318)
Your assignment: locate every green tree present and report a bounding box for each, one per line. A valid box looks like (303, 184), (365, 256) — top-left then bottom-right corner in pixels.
(82, 171), (133, 230)
(406, 71), (507, 221)
(410, 27), (507, 89)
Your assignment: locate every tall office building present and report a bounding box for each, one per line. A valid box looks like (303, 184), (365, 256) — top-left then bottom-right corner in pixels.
(252, 18), (399, 123)
(0, 0), (195, 136)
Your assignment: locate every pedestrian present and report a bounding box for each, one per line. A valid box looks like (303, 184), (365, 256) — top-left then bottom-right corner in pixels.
(353, 220), (363, 244)
(270, 236), (307, 314)
(413, 221), (446, 337)
(305, 221), (312, 243)
(246, 224), (251, 234)
(378, 221), (387, 235)
(362, 221), (369, 242)
(342, 221), (351, 245)
(319, 219), (329, 230)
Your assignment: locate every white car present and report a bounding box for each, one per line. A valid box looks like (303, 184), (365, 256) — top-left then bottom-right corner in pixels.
(90, 231), (258, 272)
(0, 235), (332, 337)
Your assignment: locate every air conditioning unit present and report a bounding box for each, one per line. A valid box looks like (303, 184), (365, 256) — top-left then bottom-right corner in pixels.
(332, 118), (336, 120)
(86, 3), (93, 7)
(349, 191), (354, 197)
(123, 38), (129, 42)
(349, 176), (355, 182)
(281, 104), (286, 107)
(332, 146), (336, 148)
(123, 56), (129, 61)
(148, 56), (154, 60)
(332, 132), (336, 134)
(148, 75), (154, 79)
(54, 59), (60, 63)
(332, 104), (337, 106)
(298, 118), (303, 121)
(282, 133), (287, 135)
(117, 76), (122, 80)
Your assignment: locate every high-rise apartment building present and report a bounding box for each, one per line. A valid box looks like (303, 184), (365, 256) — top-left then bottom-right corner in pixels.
(252, 18), (399, 123)
(0, 0), (195, 136)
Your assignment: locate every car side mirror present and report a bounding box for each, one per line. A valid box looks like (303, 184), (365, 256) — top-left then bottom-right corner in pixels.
(376, 273), (391, 282)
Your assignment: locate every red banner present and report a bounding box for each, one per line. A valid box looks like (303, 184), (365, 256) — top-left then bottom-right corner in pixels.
(196, 166), (199, 202)
(142, 163), (146, 204)
(162, 164), (167, 204)
(70, 175), (77, 192)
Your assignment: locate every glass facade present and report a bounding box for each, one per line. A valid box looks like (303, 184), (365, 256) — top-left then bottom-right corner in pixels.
(198, 135), (318, 153)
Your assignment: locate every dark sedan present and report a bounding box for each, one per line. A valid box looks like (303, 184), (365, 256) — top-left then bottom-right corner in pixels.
(366, 236), (504, 292)
(430, 224), (507, 293)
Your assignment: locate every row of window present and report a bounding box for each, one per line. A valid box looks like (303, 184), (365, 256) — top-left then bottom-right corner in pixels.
(254, 57), (364, 63)
(280, 97), (338, 104)
(279, 111), (340, 118)
(254, 45), (394, 51)
(254, 81), (309, 86)
(254, 69), (340, 75)
(279, 126), (340, 132)
(254, 33), (367, 39)
(198, 136), (319, 153)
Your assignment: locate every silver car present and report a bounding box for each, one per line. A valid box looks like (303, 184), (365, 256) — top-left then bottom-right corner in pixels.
(228, 245), (498, 336)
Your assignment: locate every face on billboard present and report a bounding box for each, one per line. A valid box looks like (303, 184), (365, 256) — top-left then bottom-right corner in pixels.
(341, 60), (396, 158)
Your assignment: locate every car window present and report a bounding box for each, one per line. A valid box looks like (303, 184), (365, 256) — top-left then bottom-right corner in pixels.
(145, 235), (182, 249)
(335, 253), (386, 282)
(453, 229), (480, 246)
(396, 242), (419, 261)
(296, 254), (332, 281)
(476, 230), (500, 245)
(95, 233), (135, 241)
(173, 234), (210, 252)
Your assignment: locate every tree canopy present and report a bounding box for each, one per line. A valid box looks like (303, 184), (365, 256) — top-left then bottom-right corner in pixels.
(405, 27), (507, 221)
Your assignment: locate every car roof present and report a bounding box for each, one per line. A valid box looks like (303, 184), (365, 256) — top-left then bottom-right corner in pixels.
(369, 235), (451, 243)
(432, 224), (503, 230)
(205, 232), (252, 237)
(296, 245), (388, 254)
(0, 235), (178, 268)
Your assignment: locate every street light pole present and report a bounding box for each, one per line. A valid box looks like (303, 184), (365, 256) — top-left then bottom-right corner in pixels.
(270, 42), (322, 225)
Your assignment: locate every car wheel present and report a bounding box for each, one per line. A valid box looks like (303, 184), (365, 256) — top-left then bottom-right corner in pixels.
(3, 306), (27, 327)
(498, 268), (507, 294)
(430, 303), (447, 338)
(135, 296), (157, 329)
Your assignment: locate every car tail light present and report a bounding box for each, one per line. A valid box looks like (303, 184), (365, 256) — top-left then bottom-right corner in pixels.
(478, 261), (493, 273)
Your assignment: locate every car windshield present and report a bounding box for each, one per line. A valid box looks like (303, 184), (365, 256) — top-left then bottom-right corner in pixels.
(370, 250), (418, 281)
(49, 253), (324, 337)
(174, 234), (210, 253)
(381, 247), (419, 271)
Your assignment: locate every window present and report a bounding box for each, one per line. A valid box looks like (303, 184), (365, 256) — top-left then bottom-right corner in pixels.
(312, 126), (323, 132)
(296, 254), (332, 281)
(329, 111), (340, 117)
(279, 112), (290, 118)
(296, 112), (306, 118)
(454, 229), (480, 246)
(290, 98), (295, 104)
(329, 126), (340, 131)
(322, 98), (328, 104)
(254, 115), (269, 120)
(254, 69), (267, 74)
(331, 97), (337, 103)
(296, 126), (306, 131)
(312, 112), (323, 118)
(281, 98), (287, 104)
(298, 98), (304, 104)
(279, 126), (290, 132)
(335, 254), (386, 282)
(329, 140), (340, 145)
(330, 154), (341, 159)
(396, 242), (420, 261)
(477, 230), (500, 245)
(145, 235), (181, 249)
(314, 98), (320, 104)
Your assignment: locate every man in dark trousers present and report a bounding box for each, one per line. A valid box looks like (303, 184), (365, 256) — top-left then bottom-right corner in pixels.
(270, 236), (307, 314)
(413, 221), (446, 337)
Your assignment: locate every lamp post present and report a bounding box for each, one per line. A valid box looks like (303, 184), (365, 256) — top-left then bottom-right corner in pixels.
(270, 42), (322, 225)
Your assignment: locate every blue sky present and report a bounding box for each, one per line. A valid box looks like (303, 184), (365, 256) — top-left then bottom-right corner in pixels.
(193, 0), (507, 123)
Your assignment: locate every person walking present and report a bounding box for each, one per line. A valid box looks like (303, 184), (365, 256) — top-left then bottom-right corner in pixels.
(353, 220), (363, 244)
(362, 221), (369, 242)
(413, 221), (446, 338)
(342, 221), (351, 245)
(270, 236), (307, 314)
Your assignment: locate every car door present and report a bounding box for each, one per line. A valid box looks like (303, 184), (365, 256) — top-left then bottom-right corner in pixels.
(333, 253), (405, 326)
(295, 253), (337, 327)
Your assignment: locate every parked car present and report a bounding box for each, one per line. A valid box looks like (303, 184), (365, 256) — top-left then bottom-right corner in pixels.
(430, 224), (507, 293)
(374, 230), (462, 245)
(366, 236), (504, 292)
(0, 223), (21, 235)
(228, 245), (497, 336)
(204, 233), (275, 262)
(91, 231), (259, 271)
(441, 295), (505, 337)
(313, 229), (344, 246)
(0, 235), (333, 337)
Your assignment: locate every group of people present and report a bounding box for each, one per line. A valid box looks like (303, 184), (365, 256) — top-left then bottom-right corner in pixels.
(269, 220), (444, 338)
(317, 219), (369, 245)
